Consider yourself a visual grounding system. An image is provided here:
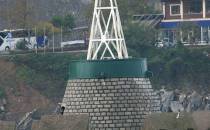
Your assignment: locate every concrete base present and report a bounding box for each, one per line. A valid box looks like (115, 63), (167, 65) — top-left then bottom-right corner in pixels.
(62, 78), (160, 130)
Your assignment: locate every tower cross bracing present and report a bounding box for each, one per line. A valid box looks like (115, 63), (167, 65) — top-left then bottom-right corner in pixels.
(87, 0), (129, 60)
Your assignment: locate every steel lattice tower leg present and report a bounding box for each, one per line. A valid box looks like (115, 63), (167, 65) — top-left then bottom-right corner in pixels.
(87, 0), (129, 60)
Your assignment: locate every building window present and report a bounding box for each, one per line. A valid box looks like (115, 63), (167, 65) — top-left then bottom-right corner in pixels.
(170, 4), (181, 16)
(185, 0), (202, 14)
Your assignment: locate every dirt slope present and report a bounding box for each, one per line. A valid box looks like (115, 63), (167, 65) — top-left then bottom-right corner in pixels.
(0, 59), (55, 120)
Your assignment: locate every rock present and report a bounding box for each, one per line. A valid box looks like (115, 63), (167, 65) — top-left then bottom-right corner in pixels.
(170, 101), (184, 112)
(179, 94), (186, 103)
(187, 91), (203, 112)
(159, 89), (175, 112)
(205, 104), (210, 110)
(54, 103), (66, 115)
(158, 89), (210, 112)
(0, 106), (5, 112)
(2, 98), (7, 105)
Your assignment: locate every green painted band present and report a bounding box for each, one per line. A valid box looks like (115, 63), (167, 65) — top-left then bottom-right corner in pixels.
(69, 58), (148, 79)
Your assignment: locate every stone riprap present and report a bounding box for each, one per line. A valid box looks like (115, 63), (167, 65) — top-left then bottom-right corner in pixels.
(62, 78), (160, 130)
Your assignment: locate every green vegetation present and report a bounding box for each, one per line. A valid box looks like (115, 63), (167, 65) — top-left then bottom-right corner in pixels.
(51, 16), (63, 28)
(8, 53), (85, 101)
(86, 0), (158, 23)
(149, 46), (210, 92)
(0, 0), (209, 100)
(4, 22), (210, 101)
(124, 23), (210, 92)
(51, 14), (75, 30)
(6, 42), (210, 101)
(16, 40), (29, 51)
(0, 87), (5, 99)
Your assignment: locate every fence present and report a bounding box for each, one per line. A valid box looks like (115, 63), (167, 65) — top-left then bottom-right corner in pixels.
(0, 26), (89, 55)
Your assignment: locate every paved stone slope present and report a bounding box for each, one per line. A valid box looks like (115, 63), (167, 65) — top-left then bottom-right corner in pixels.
(63, 78), (160, 130)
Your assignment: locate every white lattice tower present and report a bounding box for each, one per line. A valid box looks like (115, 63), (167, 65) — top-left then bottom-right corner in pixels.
(87, 0), (129, 60)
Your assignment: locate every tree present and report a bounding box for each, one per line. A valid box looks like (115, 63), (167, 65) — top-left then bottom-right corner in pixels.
(51, 14), (75, 30)
(9, 0), (35, 28)
(51, 16), (64, 28)
(0, 0), (35, 29)
(36, 22), (60, 36)
(177, 22), (200, 44)
(124, 22), (157, 55)
(16, 40), (29, 51)
(63, 14), (75, 29)
(0, 87), (5, 99)
(85, 0), (157, 23)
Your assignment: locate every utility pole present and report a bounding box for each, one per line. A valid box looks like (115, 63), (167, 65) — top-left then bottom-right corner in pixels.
(35, 27), (37, 54)
(6, 0), (10, 29)
(61, 26), (63, 52)
(44, 26), (46, 55)
(53, 27), (55, 53)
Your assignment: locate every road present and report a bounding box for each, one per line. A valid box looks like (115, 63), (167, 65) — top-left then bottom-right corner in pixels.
(0, 49), (87, 57)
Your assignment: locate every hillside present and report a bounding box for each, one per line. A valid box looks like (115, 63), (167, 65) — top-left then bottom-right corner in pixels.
(0, 45), (209, 120)
(0, 0), (161, 29)
(0, 59), (54, 121)
(0, 0), (91, 29)
(0, 52), (86, 120)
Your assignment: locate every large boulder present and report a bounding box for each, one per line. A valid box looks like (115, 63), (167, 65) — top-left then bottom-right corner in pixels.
(170, 101), (184, 112)
(187, 91), (203, 112)
(160, 89), (175, 112)
(205, 104), (210, 110)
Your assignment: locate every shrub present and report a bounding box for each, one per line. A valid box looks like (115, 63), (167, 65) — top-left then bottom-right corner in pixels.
(0, 87), (5, 98)
(51, 16), (63, 28)
(63, 14), (75, 30)
(16, 39), (29, 51)
(51, 14), (75, 30)
(36, 22), (60, 36)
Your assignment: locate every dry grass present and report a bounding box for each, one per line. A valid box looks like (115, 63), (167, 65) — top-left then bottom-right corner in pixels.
(192, 111), (210, 130)
(0, 121), (16, 130)
(31, 114), (89, 130)
(142, 112), (197, 130)
(0, 59), (55, 120)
